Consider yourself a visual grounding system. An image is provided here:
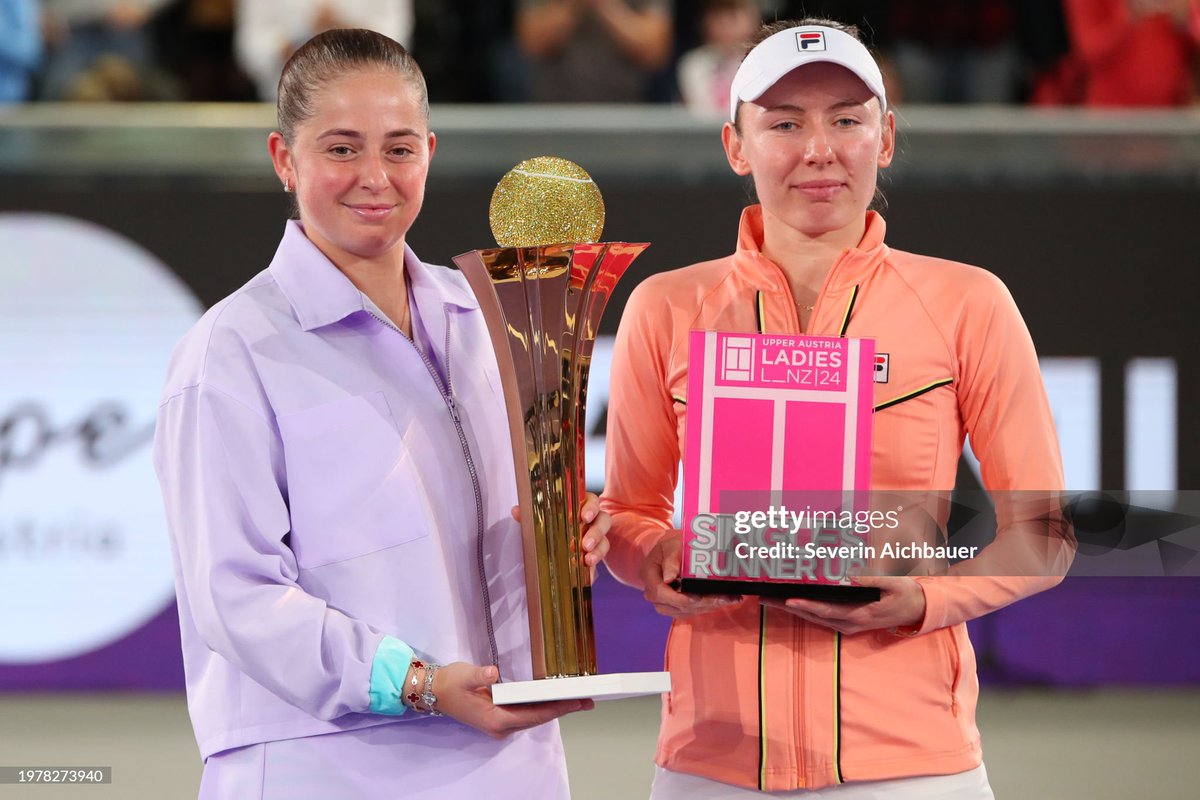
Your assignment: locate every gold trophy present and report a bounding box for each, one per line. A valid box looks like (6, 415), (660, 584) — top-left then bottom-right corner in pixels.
(454, 158), (671, 704)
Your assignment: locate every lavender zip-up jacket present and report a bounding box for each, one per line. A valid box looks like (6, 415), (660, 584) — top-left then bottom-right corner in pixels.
(153, 221), (560, 779)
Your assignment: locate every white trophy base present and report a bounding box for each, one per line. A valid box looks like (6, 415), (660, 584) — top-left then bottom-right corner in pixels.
(491, 671), (671, 705)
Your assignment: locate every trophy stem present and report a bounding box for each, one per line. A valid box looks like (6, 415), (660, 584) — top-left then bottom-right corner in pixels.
(518, 244), (593, 678)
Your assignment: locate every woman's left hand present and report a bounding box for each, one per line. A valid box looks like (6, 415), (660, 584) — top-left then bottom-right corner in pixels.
(510, 493), (611, 582)
(761, 576), (927, 635)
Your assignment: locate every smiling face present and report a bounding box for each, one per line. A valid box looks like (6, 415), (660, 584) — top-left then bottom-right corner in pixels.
(268, 68), (435, 268)
(723, 61), (894, 242)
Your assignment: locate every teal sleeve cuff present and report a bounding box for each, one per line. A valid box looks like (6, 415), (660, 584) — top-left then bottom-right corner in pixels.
(368, 635), (415, 716)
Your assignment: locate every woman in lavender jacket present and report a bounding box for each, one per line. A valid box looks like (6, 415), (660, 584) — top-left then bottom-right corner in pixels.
(153, 29), (608, 799)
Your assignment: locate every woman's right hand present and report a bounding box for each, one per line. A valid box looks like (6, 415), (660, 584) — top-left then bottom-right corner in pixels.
(433, 663), (593, 739)
(639, 530), (743, 618)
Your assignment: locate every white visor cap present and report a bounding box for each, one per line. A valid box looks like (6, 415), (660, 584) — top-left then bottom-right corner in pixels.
(729, 26), (887, 122)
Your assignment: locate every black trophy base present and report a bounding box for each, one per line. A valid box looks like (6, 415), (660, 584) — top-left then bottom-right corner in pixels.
(678, 578), (881, 603)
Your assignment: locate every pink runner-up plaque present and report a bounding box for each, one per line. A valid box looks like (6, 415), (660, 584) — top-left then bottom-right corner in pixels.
(680, 330), (880, 601)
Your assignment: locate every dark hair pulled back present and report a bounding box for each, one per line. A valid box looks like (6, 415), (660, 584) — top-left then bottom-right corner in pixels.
(276, 28), (428, 144)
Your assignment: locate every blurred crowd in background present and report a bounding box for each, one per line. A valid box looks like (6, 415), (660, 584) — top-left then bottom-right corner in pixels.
(1, 0), (1198, 109)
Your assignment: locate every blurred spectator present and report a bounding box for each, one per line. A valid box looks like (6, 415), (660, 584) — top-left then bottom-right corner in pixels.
(1061, 0), (1199, 106)
(410, 0), (526, 102)
(768, 0), (1080, 105)
(235, 0), (413, 100)
(1014, 0), (1077, 104)
(886, 0), (1022, 104)
(516, 0), (673, 103)
(1, 0), (42, 102)
(676, 0), (760, 115)
(152, 0), (255, 101)
(39, 0), (176, 100)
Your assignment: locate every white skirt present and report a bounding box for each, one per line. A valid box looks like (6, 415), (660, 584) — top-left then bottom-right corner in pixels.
(650, 764), (995, 799)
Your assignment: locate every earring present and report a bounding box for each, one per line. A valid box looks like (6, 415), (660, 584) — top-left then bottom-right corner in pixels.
(283, 178), (292, 193)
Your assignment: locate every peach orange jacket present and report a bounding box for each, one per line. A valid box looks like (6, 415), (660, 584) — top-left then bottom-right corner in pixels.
(601, 206), (1065, 791)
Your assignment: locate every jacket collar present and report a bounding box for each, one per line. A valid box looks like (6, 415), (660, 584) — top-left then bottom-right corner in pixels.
(732, 205), (890, 293)
(268, 220), (476, 332)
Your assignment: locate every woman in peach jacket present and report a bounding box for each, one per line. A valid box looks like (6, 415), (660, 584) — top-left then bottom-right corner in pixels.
(602, 18), (1069, 800)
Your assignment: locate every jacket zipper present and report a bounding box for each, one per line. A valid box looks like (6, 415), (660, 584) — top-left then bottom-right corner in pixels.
(757, 285), (854, 787)
(366, 307), (500, 674)
(441, 306), (500, 674)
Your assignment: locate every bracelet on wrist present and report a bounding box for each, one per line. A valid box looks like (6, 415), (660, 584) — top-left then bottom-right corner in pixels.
(403, 659), (443, 716)
(420, 663), (442, 716)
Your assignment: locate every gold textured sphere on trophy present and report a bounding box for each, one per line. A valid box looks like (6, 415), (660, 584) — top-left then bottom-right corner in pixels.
(489, 157), (606, 247)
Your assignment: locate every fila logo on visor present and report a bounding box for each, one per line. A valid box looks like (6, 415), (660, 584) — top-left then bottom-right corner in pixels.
(874, 353), (890, 383)
(796, 31), (826, 51)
